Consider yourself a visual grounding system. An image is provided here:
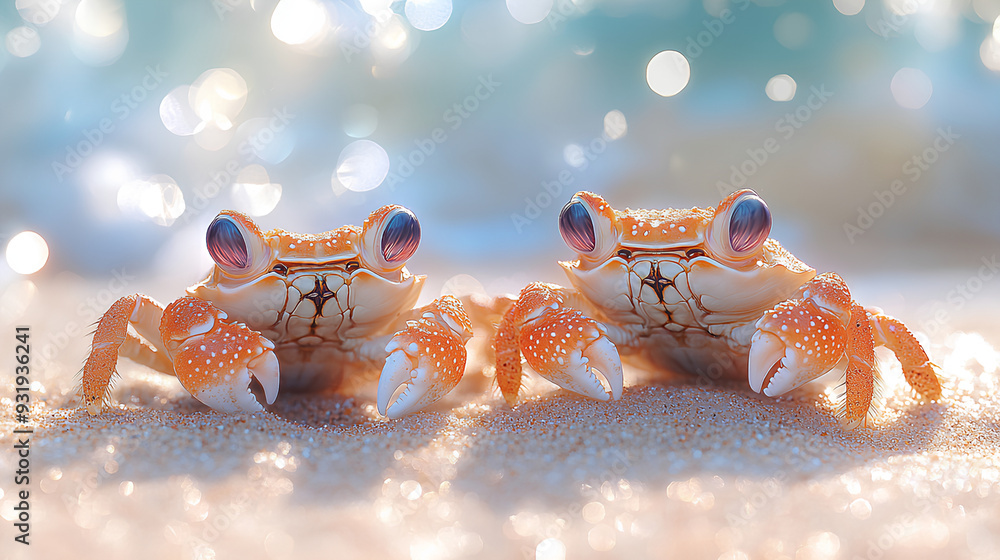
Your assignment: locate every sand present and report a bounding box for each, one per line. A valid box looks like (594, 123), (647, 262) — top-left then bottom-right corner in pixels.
(2, 275), (1000, 560)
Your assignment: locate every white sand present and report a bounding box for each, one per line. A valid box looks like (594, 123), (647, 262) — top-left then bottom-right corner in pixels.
(2, 275), (1000, 560)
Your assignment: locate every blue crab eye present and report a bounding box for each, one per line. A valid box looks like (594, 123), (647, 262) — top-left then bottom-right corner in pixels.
(207, 216), (250, 271)
(381, 209), (420, 263)
(729, 195), (771, 253)
(559, 200), (596, 253)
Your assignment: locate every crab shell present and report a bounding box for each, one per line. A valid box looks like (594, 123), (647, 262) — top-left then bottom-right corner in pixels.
(188, 207), (424, 391)
(559, 190), (816, 377)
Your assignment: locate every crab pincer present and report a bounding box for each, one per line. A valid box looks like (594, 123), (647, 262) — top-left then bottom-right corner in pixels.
(748, 272), (941, 427)
(161, 297), (280, 413)
(748, 273), (852, 398)
(495, 282), (623, 405)
(377, 295), (473, 418)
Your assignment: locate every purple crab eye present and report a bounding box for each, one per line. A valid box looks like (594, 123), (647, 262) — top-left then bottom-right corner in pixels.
(207, 216), (250, 271)
(381, 208), (420, 263)
(559, 200), (596, 254)
(729, 194), (771, 253)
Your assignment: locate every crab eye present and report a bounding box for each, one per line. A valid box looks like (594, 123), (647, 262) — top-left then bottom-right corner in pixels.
(729, 195), (771, 253)
(559, 200), (596, 254)
(381, 208), (420, 263)
(207, 216), (250, 271)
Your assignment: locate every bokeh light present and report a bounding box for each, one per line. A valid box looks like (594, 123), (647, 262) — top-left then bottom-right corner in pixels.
(765, 74), (797, 102)
(563, 144), (586, 168)
(5, 232), (49, 275)
(76, 0), (125, 37)
(832, 0), (865, 16)
(890, 67), (933, 109)
(343, 104), (380, 138)
(190, 68), (248, 131)
(885, 0), (921, 16)
(914, 17), (960, 53)
(981, 36), (1000, 71)
(236, 117), (296, 164)
(16, 0), (62, 26)
(535, 538), (566, 560)
(371, 14), (415, 66)
(335, 140), (390, 192)
(0, 280), (36, 325)
(5, 26), (40, 58)
(360, 0), (393, 17)
(974, 0), (1000, 22)
(117, 175), (185, 226)
(72, 0), (128, 66)
(774, 12), (813, 49)
(160, 85), (206, 136)
(603, 110), (627, 141)
(405, 0), (452, 31)
(506, 0), (553, 25)
(271, 0), (329, 46)
(193, 123), (234, 151)
(646, 50), (690, 97)
(232, 165), (283, 217)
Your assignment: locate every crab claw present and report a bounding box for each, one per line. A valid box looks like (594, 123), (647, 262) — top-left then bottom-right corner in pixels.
(162, 297), (280, 413)
(520, 307), (624, 402)
(748, 273), (850, 396)
(377, 296), (471, 418)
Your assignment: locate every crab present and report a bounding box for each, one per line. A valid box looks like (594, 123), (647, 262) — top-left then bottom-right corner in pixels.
(81, 205), (473, 419)
(495, 190), (942, 428)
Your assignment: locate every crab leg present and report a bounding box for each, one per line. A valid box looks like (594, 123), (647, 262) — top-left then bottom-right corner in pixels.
(119, 332), (173, 375)
(82, 294), (280, 414)
(841, 303), (880, 429)
(82, 294), (167, 414)
(868, 309), (942, 400)
(749, 273), (942, 428)
(377, 295), (473, 418)
(495, 282), (623, 406)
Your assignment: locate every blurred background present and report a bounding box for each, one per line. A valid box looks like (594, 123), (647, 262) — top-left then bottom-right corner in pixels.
(1, 0), (999, 396)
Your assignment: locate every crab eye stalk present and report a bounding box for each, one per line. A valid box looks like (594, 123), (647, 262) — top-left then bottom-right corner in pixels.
(207, 216), (250, 272)
(708, 189), (772, 263)
(206, 211), (270, 277)
(729, 195), (771, 253)
(559, 200), (596, 254)
(381, 209), (420, 264)
(360, 205), (422, 275)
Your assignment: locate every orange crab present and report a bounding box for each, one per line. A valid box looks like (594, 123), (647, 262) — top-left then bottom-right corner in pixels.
(495, 190), (942, 428)
(82, 205), (473, 418)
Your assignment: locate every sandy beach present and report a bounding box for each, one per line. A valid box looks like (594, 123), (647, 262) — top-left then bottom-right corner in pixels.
(2, 274), (999, 560)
